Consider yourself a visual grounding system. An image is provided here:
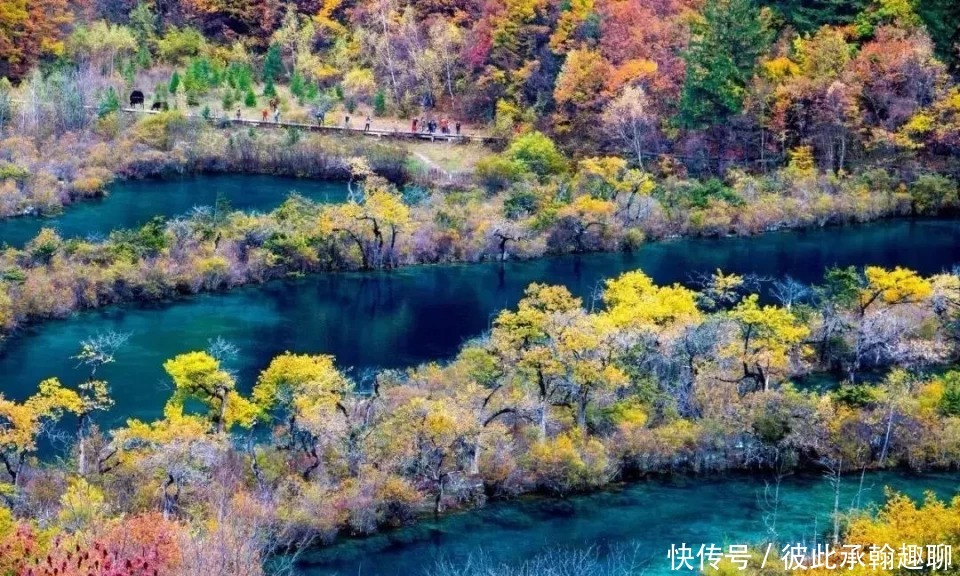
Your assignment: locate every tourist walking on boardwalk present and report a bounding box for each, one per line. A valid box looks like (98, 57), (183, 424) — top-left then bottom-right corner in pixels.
(411, 117), (418, 132)
(315, 108), (325, 126)
(261, 109), (268, 121)
(344, 115), (350, 128)
(455, 120), (461, 135)
(235, 108), (241, 120)
(364, 116), (371, 132)
(274, 108), (281, 123)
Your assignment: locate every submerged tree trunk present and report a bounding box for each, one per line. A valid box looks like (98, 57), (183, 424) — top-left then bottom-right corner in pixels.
(825, 459), (842, 545)
(434, 475), (445, 515)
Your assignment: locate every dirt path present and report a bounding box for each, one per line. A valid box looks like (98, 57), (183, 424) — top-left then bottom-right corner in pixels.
(413, 151), (451, 178)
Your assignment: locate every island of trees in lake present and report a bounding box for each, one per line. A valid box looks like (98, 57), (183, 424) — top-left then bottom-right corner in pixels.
(1, 0), (960, 573)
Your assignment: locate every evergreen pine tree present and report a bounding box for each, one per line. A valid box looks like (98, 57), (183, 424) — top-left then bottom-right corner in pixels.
(373, 88), (387, 116)
(263, 78), (277, 98)
(678, 0), (772, 129)
(759, 0), (868, 32)
(263, 43), (283, 83)
(290, 71), (305, 102)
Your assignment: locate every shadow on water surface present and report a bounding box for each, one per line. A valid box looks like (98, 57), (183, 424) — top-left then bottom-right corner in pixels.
(291, 471), (960, 576)
(1, 219), (959, 427)
(0, 173), (348, 247)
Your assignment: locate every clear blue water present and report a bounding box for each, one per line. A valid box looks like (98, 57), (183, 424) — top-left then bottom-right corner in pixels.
(1, 219), (959, 428)
(0, 176), (957, 576)
(294, 471), (960, 576)
(0, 174), (348, 247)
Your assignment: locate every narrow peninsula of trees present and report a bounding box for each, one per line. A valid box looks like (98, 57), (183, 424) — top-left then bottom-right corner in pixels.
(3, 265), (960, 573)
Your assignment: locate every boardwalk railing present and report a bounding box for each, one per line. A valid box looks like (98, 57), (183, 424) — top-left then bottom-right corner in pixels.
(119, 107), (503, 145)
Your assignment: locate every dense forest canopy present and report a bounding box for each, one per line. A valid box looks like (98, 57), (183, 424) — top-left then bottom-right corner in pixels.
(0, 0), (958, 176)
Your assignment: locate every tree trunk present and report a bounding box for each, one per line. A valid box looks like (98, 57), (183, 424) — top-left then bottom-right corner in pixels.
(78, 434), (87, 477)
(538, 399), (548, 440)
(470, 443), (480, 475)
(831, 461), (842, 545)
(77, 401), (94, 476)
(162, 474), (177, 520)
(538, 370), (548, 440)
(389, 226), (398, 268)
(879, 402), (895, 463)
(434, 475), (445, 515)
(302, 443), (322, 481)
(247, 432), (265, 493)
(498, 235), (510, 262)
(1, 454), (23, 491)
(576, 392), (588, 430)
(216, 392), (227, 434)
(379, 11), (401, 105)
(632, 122), (644, 170)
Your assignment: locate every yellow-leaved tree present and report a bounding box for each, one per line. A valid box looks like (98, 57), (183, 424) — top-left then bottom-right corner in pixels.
(556, 195), (616, 252)
(328, 178), (410, 269)
(490, 284), (583, 439)
(0, 378), (81, 499)
(860, 266), (933, 313)
(558, 313), (629, 430)
(0, 284), (13, 335)
(848, 266), (933, 382)
(801, 492), (960, 576)
(725, 295), (810, 392)
(252, 352), (353, 480)
(163, 351), (258, 434)
(601, 270), (701, 330)
(373, 396), (480, 514)
(112, 402), (220, 519)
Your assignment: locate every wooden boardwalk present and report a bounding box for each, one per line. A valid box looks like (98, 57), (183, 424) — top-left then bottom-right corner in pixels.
(119, 107), (503, 145)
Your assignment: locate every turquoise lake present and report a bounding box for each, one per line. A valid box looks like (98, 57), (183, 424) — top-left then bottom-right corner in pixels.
(0, 177), (958, 576)
(294, 471), (959, 576)
(1, 218), (959, 427)
(0, 173), (348, 247)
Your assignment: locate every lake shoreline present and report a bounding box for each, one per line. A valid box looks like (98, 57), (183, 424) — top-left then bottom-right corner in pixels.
(0, 170), (348, 238)
(0, 170), (357, 225)
(3, 209), (957, 350)
(289, 467), (960, 575)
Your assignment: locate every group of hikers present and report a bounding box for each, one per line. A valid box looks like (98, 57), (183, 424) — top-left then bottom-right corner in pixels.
(411, 116), (460, 135)
(340, 115), (372, 131)
(131, 84), (478, 140)
(251, 97), (282, 123)
(229, 103), (465, 138)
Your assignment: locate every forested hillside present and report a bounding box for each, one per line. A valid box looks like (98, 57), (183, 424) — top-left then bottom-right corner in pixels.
(0, 0), (958, 175)
(1, 0), (960, 574)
